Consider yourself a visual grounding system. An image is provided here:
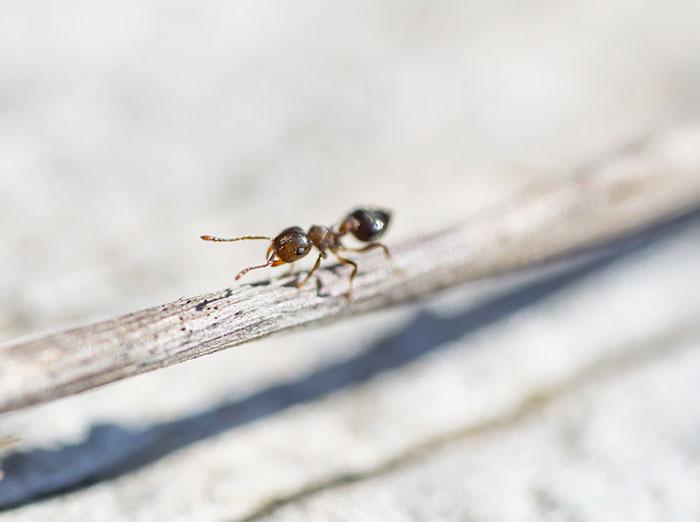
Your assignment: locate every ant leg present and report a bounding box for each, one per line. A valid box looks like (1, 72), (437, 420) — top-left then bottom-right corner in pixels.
(340, 242), (403, 276)
(333, 253), (358, 301)
(296, 253), (324, 289)
(339, 242), (391, 258)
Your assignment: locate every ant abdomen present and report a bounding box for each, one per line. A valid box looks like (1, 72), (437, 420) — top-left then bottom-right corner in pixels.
(345, 208), (391, 242)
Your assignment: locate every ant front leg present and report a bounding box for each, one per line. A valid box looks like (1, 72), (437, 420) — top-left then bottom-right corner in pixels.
(333, 252), (358, 301)
(296, 253), (324, 289)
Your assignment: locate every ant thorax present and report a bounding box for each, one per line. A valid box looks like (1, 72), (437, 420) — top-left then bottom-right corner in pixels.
(308, 225), (337, 252)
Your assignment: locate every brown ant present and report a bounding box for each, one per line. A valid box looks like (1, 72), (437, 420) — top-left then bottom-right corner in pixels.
(201, 207), (392, 300)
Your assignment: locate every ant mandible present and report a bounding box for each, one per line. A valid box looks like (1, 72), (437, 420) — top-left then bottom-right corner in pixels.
(201, 207), (392, 300)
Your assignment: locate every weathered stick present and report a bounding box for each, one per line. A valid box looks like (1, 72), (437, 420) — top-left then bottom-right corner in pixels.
(2, 127), (700, 415)
(0, 438), (17, 451)
(0, 436), (18, 481)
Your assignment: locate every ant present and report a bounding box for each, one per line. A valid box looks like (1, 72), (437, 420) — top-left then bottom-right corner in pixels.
(201, 207), (392, 300)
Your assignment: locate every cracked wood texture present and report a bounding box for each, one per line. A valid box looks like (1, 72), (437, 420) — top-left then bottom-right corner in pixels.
(2, 128), (700, 416)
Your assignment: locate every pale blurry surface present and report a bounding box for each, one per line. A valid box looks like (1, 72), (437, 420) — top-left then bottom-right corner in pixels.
(1, 1), (700, 520)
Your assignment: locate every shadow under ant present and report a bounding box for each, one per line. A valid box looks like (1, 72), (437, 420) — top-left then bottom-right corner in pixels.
(248, 262), (345, 298)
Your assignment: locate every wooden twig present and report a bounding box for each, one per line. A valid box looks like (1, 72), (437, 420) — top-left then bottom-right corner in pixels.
(0, 436), (19, 481)
(0, 437), (18, 451)
(2, 127), (700, 415)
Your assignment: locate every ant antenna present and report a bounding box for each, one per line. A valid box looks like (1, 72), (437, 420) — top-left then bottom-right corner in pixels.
(201, 234), (277, 281)
(201, 235), (272, 242)
(235, 257), (275, 280)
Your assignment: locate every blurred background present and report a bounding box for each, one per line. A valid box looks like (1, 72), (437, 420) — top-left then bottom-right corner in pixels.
(1, 1), (700, 520)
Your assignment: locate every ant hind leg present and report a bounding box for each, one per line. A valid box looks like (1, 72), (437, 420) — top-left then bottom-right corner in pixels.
(339, 242), (391, 258)
(333, 253), (358, 301)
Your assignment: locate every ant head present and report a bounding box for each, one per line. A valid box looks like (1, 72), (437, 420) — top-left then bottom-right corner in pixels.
(273, 226), (312, 263)
(341, 207), (391, 242)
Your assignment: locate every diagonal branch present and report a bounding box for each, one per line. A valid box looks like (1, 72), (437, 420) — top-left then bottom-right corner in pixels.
(2, 127), (700, 415)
